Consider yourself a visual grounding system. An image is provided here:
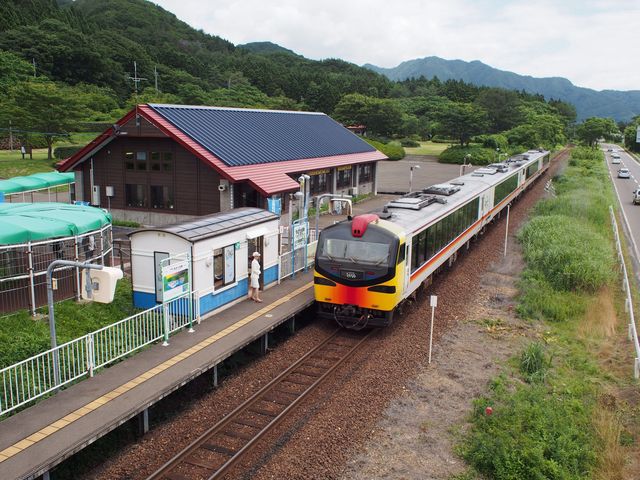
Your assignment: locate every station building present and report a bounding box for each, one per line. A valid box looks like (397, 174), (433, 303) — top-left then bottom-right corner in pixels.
(57, 104), (386, 226)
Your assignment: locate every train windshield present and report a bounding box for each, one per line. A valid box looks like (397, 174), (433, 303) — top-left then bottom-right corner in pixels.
(316, 223), (398, 286)
(321, 238), (390, 265)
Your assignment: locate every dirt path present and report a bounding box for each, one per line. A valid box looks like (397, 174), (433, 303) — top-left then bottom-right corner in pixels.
(339, 237), (538, 479)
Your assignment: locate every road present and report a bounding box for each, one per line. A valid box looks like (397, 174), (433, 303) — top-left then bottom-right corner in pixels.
(602, 143), (640, 280)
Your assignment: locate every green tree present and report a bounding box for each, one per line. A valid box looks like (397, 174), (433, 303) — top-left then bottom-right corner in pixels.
(576, 117), (618, 147)
(623, 116), (640, 152)
(332, 93), (403, 137)
(436, 102), (489, 146)
(475, 88), (523, 133)
(0, 80), (86, 159)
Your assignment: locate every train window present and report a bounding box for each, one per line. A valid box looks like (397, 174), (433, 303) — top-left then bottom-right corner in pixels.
(411, 236), (419, 272)
(426, 226), (435, 259)
(418, 231), (426, 265)
(397, 243), (405, 264)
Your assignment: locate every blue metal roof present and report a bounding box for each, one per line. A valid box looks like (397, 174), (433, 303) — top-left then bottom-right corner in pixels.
(148, 104), (376, 167)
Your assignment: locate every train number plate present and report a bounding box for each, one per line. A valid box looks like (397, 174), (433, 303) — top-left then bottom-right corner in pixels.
(341, 270), (363, 280)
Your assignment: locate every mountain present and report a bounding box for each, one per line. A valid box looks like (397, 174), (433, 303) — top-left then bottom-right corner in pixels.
(365, 57), (640, 121)
(240, 41), (299, 56)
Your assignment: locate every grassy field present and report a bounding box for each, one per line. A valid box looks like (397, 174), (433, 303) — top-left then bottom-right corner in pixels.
(0, 278), (139, 369)
(0, 149), (58, 178)
(458, 147), (640, 479)
(404, 141), (450, 156)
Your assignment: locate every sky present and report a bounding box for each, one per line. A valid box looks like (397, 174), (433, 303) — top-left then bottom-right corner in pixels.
(152, 0), (640, 92)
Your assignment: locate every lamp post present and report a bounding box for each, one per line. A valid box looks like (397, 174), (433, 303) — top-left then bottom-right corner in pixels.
(460, 154), (471, 176)
(409, 165), (421, 193)
(495, 147), (500, 163)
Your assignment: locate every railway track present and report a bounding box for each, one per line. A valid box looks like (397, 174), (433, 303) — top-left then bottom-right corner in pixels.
(147, 328), (375, 480)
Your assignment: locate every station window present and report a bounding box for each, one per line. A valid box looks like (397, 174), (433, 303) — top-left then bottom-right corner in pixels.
(150, 152), (162, 171)
(136, 151), (147, 171)
(125, 184), (147, 208)
(337, 168), (352, 189)
(162, 152), (173, 171)
(124, 152), (135, 170)
(310, 172), (330, 195)
(213, 245), (235, 289)
(150, 185), (174, 209)
(359, 164), (372, 183)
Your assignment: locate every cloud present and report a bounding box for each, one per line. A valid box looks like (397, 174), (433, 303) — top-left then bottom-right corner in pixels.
(153, 0), (640, 91)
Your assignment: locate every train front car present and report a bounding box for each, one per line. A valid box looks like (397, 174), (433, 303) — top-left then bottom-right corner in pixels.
(314, 213), (405, 329)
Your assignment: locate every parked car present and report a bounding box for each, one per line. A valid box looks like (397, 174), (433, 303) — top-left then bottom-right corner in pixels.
(633, 188), (640, 205)
(618, 168), (630, 179)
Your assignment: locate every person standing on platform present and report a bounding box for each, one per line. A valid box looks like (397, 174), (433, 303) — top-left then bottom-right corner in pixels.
(249, 251), (263, 302)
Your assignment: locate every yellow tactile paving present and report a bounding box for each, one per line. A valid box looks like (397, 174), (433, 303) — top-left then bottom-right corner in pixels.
(0, 282), (313, 464)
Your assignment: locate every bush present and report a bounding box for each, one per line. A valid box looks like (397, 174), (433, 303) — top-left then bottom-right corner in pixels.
(517, 273), (587, 322)
(519, 342), (550, 383)
(518, 215), (614, 292)
(473, 133), (509, 151)
(54, 145), (83, 159)
(461, 381), (596, 479)
(365, 139), (405, 160)
(439, 146), (495, 165)
(399, 138), (420, 147)
(430, 136), (456, 144)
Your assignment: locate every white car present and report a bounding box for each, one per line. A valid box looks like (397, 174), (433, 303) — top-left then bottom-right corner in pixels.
(633, 189), (640, 205)
(612, 155), (621, 164)
(618, 168), (630, 179)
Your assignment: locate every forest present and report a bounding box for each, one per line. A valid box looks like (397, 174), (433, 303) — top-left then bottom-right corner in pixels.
(1, 0), (628, 160)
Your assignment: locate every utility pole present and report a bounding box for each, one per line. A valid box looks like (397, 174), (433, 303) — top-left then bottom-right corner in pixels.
(8, 120), (13, 152)
(32, 58), (36, 78)
(127, 61), (147, 95)
(154, 65), (159, 92)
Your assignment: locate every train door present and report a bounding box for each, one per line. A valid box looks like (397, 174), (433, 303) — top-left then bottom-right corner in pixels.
(247, 236), (264, 290)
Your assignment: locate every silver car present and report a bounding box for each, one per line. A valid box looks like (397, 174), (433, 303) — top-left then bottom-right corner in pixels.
(618, 168), (631, 179)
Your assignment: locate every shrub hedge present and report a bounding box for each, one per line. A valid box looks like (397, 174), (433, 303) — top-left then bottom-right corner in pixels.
(365, 139), (405, 160)
(439, 146), (495, 165)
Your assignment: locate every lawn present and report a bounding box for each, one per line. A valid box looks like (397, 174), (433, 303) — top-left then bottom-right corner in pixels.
(0, 132), (97, 178)
(0, 149), (58, 178)
(404, 141), (450, 156)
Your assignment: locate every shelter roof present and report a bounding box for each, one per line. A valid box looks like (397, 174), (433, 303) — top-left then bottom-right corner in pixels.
(0, 171), (75, 195)
(0, 203), (111, 245)
(128, 207), (278, 243)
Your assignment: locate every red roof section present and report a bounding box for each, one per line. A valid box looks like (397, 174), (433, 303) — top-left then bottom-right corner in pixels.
(58, 105), (387, 196)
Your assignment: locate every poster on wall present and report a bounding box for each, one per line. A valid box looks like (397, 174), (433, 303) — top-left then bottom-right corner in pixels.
(162, 260), (189, 301)
(224, 245), (235, 284)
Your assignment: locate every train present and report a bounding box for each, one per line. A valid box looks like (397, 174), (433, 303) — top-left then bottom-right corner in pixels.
(313, 149), (551, 329)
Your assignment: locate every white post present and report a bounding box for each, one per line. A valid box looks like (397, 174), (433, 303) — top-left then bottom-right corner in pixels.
(429, 295), (437, 364)
(503, 204), (511, 257)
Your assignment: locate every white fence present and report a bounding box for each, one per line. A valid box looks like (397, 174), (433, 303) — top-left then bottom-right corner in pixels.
(610, 206), (640, 379)
(0, 291), (199, 416)
(278, 241), (317, 282)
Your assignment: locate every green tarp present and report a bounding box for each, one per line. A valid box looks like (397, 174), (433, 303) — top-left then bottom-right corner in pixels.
(0, 203), (112, 245)
(0, 171), (75, 195)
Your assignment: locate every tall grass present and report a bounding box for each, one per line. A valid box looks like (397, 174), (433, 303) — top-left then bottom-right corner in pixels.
(517, 147), (615, 321)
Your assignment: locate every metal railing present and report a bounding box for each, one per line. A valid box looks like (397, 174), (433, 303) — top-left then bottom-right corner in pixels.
(0, 225), (113, 316)
(610, 206), (640, 379)
(278, 241), (317, 282)
(0, 291), (200, 416)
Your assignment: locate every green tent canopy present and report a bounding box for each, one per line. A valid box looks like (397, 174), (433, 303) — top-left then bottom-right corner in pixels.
(0, 203), (112, 245)
(0, 171), (75, 195)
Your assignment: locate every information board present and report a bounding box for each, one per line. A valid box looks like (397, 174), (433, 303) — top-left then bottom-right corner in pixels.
(162, 260), (189, 301)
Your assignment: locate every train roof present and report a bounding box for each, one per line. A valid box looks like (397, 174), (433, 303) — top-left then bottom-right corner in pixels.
(374, 149), (549, 233)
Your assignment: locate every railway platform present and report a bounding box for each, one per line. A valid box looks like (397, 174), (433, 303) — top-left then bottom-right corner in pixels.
(0, 271), (315, 480)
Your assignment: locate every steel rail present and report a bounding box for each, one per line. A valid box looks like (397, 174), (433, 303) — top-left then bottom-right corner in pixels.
(147, 328), (375, 480)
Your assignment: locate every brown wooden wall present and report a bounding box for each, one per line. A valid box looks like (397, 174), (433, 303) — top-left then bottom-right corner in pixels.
(78, 136), (221, 216)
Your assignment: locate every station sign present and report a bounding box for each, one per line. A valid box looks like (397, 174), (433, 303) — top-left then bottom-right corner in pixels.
(162, 260), (189, 301)
(293, 221), (308, 250)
